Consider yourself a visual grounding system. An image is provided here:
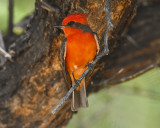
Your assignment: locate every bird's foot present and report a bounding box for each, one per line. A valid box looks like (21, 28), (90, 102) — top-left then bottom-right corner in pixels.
(72, 72), (80, 88)
(85, 62), (93, 70)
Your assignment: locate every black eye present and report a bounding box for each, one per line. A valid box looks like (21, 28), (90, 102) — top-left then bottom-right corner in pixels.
(67, 21), (75, 26)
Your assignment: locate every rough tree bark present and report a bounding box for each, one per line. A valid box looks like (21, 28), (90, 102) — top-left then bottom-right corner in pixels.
(0, 0), (160, 128)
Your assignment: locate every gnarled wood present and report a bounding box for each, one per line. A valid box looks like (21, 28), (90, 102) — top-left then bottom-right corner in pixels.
(92, 2), (160, 89)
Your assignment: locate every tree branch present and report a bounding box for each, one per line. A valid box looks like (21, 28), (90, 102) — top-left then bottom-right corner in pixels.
(8, 0), (14, 35)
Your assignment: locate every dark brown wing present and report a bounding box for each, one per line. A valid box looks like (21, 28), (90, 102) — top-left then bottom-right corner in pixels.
(59, 38), (71, 86)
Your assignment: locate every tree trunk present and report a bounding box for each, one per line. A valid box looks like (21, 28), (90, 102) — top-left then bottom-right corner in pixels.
(0, 0), (159, 128)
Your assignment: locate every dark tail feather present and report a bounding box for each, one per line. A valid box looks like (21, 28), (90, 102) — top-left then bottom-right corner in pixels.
(71, 78), (88, 111)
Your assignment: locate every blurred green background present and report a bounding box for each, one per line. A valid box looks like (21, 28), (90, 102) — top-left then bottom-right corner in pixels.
(1, 1), (160, 128)
(0, 0), (34, 33)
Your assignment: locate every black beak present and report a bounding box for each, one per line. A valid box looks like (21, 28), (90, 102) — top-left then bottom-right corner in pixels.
(53, 25), (66, 28)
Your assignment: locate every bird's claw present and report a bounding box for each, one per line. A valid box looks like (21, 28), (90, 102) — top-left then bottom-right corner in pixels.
(72, 72), (80, 88)
(85, 62), (93, 69)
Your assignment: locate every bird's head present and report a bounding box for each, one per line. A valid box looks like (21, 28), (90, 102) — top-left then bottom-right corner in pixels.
(62, 13), (87, 26)
(54, 14), (88, 37)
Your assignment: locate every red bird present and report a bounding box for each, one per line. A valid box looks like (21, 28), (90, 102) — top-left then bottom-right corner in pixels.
(59, 14), (99, 111)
